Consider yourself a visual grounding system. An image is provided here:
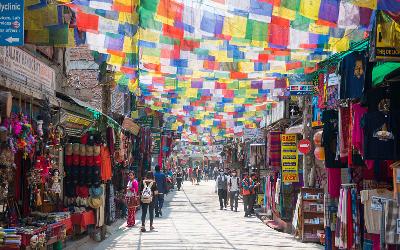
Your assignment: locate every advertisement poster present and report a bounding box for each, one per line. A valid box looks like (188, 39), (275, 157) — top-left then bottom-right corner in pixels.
(281, 134), (299, 183)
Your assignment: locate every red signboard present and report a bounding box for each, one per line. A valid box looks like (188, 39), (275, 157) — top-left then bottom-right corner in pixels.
(298, 139), (311, 154)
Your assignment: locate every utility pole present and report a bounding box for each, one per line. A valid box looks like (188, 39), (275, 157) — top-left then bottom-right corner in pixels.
(302, 96), (314, 187)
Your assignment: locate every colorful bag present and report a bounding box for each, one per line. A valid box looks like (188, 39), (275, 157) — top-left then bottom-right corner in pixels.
(125, 195), (140, 208)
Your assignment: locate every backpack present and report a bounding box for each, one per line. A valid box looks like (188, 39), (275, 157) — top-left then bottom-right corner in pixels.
(141, 181), (153, 204)
(217, 175), (227, 189)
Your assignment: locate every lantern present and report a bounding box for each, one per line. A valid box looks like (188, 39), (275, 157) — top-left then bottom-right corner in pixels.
(314, 146), (325, 161)
(313, 131), (323, 146)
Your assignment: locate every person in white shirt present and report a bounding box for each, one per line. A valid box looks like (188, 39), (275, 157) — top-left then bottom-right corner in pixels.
(228, 170), (240, 212)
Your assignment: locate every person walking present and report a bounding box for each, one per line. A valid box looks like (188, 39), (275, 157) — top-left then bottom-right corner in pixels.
(140, 171), (158, 232)
(213, 166), (219, 180)
(228, 170), (240, 212)
(154, 165), (167, 217)
(250, 173), (260, 215)
(215, 169), (228, 210)
(176, 168), (183, 191)
(192, 167), (198, 185)
(126, 171), (139, 227)
(242, 173), (254, 217)
(196, 167), (201, 185)
(188, 167), (194, 185)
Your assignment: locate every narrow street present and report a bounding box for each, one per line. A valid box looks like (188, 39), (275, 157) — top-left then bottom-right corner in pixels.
(78, 181), (322, 250)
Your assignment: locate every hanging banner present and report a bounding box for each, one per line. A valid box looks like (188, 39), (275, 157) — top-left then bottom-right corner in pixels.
(151, 129), (161, 155)
(281, 134), (299, 183)
(137, 115), (153, 128)
(370, 11), (400, 62)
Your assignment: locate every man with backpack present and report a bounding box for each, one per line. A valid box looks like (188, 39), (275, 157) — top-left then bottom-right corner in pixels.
(215, 169), (228, 210)
(154, 165), (167, 217)
(140, 171), (158, 232)
(228, 170), (240, 212)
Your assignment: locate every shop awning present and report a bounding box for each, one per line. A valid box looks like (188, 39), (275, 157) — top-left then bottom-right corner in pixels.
(56, 92), (122, 131)
(372, 62), (400, 87)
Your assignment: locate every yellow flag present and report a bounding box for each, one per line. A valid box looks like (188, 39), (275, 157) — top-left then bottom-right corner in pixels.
(351, 0), (377, 9)
(223, 16), (247, 39)
(300, 0), (321, 20)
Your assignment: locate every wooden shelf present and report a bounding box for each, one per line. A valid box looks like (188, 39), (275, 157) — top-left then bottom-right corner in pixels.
(300, 187), (324, 243)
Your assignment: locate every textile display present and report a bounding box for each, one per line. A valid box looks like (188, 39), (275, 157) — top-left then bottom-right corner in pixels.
(71, 210), (96, 230)
(267, 131), (282, 168)
(360, 189), (392, 235)
(335, 185), (360, 249)
(384, 200), (400, 245)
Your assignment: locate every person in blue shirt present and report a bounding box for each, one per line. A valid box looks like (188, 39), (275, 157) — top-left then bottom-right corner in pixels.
(154, 165), (167, 217)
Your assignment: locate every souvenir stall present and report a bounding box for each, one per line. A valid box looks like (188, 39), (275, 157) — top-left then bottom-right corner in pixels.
(0, 91), (73, 249)
(307, 24), (400, 249)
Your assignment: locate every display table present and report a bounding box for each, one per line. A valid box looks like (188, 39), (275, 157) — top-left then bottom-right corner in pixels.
(71, 210), (95, 231)
(59, 218), (73, 234)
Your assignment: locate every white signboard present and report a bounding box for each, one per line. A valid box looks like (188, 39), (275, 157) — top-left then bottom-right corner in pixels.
(0, 46), (55, 94)
(270, 101), (285, 125)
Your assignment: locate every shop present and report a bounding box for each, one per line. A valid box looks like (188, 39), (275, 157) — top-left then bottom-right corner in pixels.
(288, 12), (400, 249)
(0, 72), (138, 249)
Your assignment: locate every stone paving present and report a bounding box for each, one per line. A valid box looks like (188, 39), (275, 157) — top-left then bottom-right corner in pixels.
(77, 181), (323, 250)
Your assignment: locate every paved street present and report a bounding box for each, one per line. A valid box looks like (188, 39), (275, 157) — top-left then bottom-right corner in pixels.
(78, 181), (323, 250)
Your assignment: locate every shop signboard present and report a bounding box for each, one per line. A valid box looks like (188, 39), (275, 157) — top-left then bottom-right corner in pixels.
(269, 100), (285, 125)
(0, 46), (55, 94)
(289, 84), (314, 95)
(0, 0), (24, 46)
(137, 115), (153, 128)
(281, 134), (299, 183)
(57, 110), (93, 137)
(370, 11), (400, 62)
(122, 117), (140, 135)
(151, 129), (161, 155)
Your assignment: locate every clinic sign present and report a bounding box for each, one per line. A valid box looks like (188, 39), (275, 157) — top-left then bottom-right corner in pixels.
(281, 134), (299, 183)
(0, 1), (24, 46)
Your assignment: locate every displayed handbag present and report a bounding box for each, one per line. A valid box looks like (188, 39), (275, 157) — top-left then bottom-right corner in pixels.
(125, 193), (140, 208)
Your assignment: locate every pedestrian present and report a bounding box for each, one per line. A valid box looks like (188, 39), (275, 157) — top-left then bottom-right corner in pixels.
(192, 167), (197, 185)
(188, 167), (194, 185)
(125, 171), (139, 227)
(154, 165), (167, 217)
(140, 171), (158, 232)
(242, 173), (254, 217)
(213, 166), (219, 180)
(203, 166), (209, 182)
(196, 167), (201, 184)
(228, 170), (240, 212)
(215, 169), (228, 210)
(176, 168), (183, 191)
(250, 173), (260, 215)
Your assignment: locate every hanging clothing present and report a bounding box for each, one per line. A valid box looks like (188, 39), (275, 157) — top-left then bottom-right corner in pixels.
(384, 199), (400, 245)
(100, 146), (112, 181)
(361, 189), (392, 234)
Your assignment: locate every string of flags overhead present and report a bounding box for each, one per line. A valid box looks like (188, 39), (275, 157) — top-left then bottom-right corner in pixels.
(23, 0), (400, 140)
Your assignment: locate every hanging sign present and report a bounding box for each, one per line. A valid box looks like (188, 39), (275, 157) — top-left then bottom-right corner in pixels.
(0, 0), (24, 46)
(122, 117), (140, 135)
(289, 85), (314, 96)
(151, 130), (161, 155)
(298, 139), (311, 154)
(281, 134), (299, 183)
(371, 11), (400, 62)
(137, 115), (153, 128)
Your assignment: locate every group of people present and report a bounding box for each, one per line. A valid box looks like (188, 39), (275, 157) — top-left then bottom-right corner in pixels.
(125, 165), (168, 232)
(215, 169), (260, 217)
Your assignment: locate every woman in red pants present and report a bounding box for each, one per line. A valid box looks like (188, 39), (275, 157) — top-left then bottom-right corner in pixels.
(126, 171), (139, 227)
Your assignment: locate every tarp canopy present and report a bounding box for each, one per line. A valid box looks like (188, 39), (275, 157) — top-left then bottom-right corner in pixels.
(372, 63), (400, 86)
